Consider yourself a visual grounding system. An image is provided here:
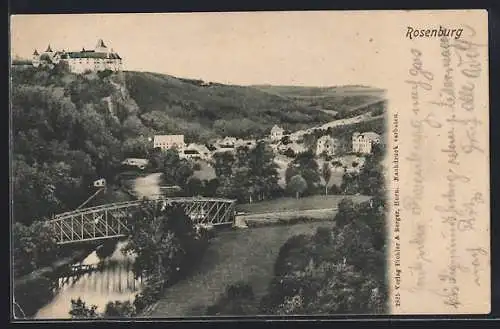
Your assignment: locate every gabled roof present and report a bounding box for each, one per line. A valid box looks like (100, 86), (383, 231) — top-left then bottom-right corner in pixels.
(318, 135), (335, 142)
(154, 135), (185, 143)
(354, 132), (381, 140)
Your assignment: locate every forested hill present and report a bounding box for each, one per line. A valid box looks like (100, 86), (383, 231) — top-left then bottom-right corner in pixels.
(11, 66), (383, 225)
(123, 72), (382, 140)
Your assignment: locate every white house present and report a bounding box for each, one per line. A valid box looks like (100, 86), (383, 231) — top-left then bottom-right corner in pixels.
(234, 139), (257, 149)
(278, 142), (308, 155)
(270, 125), (285, 142)
(93, 178), (106, 188)
(181, 143), (212, 161)
(154, 135), (185, 151)
(215, 137), (238, 150)
(352, 132), (381, 154)
(316, 135), (339, 157)
(121, 158), (149, 169)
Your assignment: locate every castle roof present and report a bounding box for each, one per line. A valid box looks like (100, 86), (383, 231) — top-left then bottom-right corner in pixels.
(96, 39), (107, 48)
(33, 49), (39, 55)
(59, 51), (121, 60)
(45, 44), (52, 52)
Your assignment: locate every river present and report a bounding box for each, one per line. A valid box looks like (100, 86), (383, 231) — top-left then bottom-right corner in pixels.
(34, 173), (163, 319)
(35, 241), (143, 319)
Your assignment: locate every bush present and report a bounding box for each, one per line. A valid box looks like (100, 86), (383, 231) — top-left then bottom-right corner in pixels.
(104, 300), (136, 318)
(14, 276), (56, 318)
(133, 278), (164, 314)
(69, 298), (99, 318)
(205, 281), (258, 316)
(96, 241), (118, 260)
(283, 148), (295, 158)
(260, 192), (388, 315)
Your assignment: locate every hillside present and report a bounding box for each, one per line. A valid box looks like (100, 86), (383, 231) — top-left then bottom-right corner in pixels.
(11, 66), (385, 225)
(124, 71), (341, 141)
(252, 84), (385, 115)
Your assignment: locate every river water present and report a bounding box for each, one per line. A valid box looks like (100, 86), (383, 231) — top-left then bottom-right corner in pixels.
(35, 241), (143, 319)
(34, 174), (162, 319)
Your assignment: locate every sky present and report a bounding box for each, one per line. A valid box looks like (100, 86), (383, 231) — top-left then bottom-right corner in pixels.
(10, 12), (390, 87)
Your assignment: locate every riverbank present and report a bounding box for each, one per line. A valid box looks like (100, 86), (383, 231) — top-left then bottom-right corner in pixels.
(13, 244), (98, 318)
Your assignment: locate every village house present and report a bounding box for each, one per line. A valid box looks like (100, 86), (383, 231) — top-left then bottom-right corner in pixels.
(181, 143), (212, 161)
(215, 137), (238, 150)
(153, 134), (185, 151)
(316, 135), (340, 157)
(234, 139), (257, 149)
(278, 142), (308, 155)
(121, 158), (149, 170)
(32, 39), (122, 73)
(270, 125), (285, 142)
(352, 132), (381, 154)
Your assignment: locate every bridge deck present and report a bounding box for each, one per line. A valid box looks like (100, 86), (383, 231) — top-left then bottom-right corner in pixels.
(48, 197), (237, 245)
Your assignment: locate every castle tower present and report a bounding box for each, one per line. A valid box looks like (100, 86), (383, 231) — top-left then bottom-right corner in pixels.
(95, 39), (109, 53)
(45, 44), (52, 53)
(32, 49), (40, 67)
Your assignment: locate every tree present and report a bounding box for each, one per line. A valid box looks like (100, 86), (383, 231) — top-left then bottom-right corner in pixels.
(69, 298), (99, 318)
(213, 143), (281, 202)
(284, 148), (295, 158)
(96, 241), (118, 261)
(122, 201), (181, 287)
(204, 178), (219, 197)
(247, 141), (281, 201)
(260, 188), (388, 315)
(185, 177), (204, 196)
(161, 149), (194, 188)
(213, 151), (235, 179)
(322, 162), (332, 195)
(13, 221), (58, 277)
(103, 300), (136, 318)
(287, 175), (308, 199)
(280, 135), (291, 145)
(285, 151), (320, 195)
(122, 200), (209, 303)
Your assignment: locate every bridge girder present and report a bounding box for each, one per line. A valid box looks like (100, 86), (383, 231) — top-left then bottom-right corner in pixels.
(48, 197), (236, 245)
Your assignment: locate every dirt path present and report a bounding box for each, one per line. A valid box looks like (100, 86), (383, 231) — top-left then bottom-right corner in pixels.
(144, 221), (333, 317)
(132, 173), (162, 199)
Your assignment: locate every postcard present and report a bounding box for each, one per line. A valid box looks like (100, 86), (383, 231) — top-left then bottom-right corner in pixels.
(9, 10), (489, 320)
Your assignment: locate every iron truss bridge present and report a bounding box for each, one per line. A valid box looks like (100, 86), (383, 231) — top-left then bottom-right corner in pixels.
(48, 197), (236, 245)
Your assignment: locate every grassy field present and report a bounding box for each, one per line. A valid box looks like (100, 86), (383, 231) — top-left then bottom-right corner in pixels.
(146, 220), (333, 317)
(236, 194), (370, 214)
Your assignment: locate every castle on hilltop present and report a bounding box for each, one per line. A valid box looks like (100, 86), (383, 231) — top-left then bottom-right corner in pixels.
(31, 39), (122, 73)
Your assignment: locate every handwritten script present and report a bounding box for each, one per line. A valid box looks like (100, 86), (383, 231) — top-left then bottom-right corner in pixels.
(395, 22), (489, 313)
